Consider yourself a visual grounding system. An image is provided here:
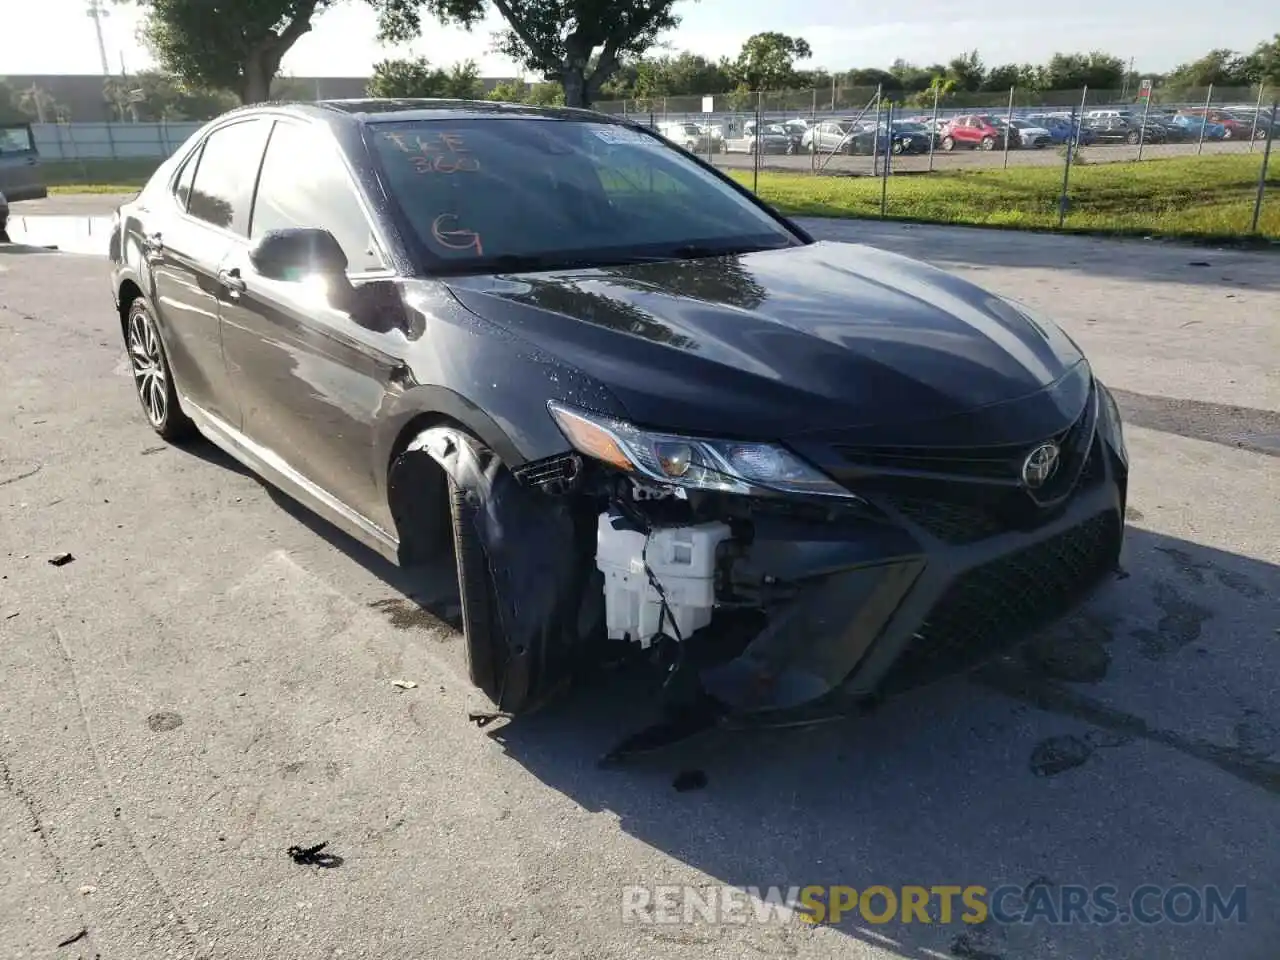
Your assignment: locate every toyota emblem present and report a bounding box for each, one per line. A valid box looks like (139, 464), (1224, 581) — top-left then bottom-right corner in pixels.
(1021, 442), (1060, 489)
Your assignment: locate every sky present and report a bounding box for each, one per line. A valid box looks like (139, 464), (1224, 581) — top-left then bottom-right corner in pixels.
(5, 0), (1277, 79)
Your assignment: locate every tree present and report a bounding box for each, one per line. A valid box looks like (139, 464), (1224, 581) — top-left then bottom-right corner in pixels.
(0, 79), (27, 123)
(123, 0), (336, 104)
(1038, 52), (1126, 91)
(1164, 48), (1253, 92)
(945, 50), (985, 92)
(730, 32), (811, 90)
(981, 63), (1039, 92)
(889, 59), (945, 93)
(1245, 34), (1280, 85)
(368, 56), (482, 98)
(373, 0), (680, 109)
(842, 68), (900, 94)
(13, 84), (69, 123)
(631, 52), (733, 97)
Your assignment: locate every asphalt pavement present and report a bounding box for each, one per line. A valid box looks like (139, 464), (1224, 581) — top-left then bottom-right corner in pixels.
(1, 216), (1278, 960)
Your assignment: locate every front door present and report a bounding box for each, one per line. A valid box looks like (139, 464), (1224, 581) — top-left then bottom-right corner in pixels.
(219, 118), (401, 529)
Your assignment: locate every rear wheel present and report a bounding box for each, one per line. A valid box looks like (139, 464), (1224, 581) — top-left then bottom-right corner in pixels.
(941, 136), (955, 152)
(125, 298), (195, 442)
(1126, 130), (1141, 145)
(980, 136), (995, 151)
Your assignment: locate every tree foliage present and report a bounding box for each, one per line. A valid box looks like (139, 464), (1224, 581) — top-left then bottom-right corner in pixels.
(103, 71), (237, 120)
(372, 0), (681, 108)
(123, 0), (336, 104)
(368, 57), (483, 98)
(730, 32), (811, 91)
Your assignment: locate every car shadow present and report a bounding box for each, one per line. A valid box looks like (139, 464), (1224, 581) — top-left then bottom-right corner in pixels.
(172, 432), (1278, 955)
(174, 435), (463, 629)
(471, 525), (1279, 958)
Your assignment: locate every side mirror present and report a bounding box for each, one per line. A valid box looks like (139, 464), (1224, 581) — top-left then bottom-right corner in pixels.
(248, 227), (347, 281)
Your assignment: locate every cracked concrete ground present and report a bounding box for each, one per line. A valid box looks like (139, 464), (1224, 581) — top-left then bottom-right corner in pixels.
(1, 220), (1278, 959)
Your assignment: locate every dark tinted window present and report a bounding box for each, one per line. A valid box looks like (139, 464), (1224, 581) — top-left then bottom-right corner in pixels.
(369, 119), (797, 271)
(251, 120), (385, 273)
(187, 118), (270, 232)
(173, 146), (200, 211)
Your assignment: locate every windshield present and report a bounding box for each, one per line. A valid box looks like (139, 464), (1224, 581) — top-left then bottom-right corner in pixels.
(369, 118), (800, 273)
(894, 122), (927, 132)
(762, 124), (788, 135)
(680, 123), (701, 135)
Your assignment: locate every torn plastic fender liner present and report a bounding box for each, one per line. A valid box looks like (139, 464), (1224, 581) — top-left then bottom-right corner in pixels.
(400, 427), (589, 714)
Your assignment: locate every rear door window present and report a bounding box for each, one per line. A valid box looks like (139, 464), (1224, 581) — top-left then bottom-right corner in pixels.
(186, 118), (271, 234)
(0, 125), (35, 153)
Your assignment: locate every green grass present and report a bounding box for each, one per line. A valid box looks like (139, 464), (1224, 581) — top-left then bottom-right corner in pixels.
(731, 155), (1280, 242)
(43, 158), (161, 194)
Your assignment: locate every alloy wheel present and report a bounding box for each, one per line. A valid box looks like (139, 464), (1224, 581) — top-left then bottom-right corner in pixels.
(128, 308), (168, 427)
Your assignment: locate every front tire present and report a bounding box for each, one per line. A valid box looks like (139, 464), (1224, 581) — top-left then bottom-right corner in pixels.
(450, 475), (505, 703)
(941, 136), (956, 152)
(980, 136), (995, 151)
(126, 298), (195, 442)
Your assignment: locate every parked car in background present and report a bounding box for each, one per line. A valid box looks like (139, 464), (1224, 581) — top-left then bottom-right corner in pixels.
(723, 121), (796, 155)
(1223, 109), (1273, 139)
(1083, 116), (1166, 145)
(658, 121), (718, 153)
(883, 121), (933, 154)
(1177, 108), (1261, 140)
(1008, 118), (1053, 148)
(939, 115), (1014, 151)
(0, 122), (47, 206)
(1025, 115), (1096, 146)
(802, 119), (876, 155)
(1167, 113), (1226, 140)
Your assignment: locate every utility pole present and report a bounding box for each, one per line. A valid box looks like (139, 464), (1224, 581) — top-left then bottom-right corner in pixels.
(86, 0), (112, 77)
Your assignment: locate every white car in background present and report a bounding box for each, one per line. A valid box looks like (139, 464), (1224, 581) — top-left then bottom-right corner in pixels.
(1008, 118), (1053, 148)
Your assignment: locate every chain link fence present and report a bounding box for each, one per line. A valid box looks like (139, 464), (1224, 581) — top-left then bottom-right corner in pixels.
(594, 84), (1278, 238)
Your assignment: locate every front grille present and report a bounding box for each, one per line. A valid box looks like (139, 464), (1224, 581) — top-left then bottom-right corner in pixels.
(884, 497), (1005, 545)
(880, 510), (1122, 693)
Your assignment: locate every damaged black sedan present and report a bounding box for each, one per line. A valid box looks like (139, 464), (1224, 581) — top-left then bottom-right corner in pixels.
(108, 99), (1129, 734)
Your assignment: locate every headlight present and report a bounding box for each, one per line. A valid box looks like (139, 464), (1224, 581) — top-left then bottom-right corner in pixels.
(1097, 382), (1127, 464)
(548, 401), (859, 499)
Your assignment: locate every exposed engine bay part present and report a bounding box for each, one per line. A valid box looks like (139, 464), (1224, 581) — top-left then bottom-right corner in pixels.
(393, 427), (602, 715)
(595, 511), (730, 649)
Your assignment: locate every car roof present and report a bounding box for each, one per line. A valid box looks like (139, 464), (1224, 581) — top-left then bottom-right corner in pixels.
(216, 97), (628, 129)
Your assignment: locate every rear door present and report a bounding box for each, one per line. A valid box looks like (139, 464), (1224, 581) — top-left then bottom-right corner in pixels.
(0, 123), (46, 202)
(146, 117), (272, 427)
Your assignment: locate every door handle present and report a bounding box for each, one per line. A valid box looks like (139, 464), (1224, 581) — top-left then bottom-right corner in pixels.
(218, 267), (247, 296)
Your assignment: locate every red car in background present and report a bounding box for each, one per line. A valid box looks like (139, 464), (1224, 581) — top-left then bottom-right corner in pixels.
(939, 114), (1015, 151)
(1176, 108), (1263, 140)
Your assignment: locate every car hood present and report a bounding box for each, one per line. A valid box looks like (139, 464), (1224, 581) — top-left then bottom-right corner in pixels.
(441, 241), (1087, 442)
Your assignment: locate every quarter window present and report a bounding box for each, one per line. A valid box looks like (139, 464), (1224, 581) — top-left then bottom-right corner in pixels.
(251, 120), (385, 273)
(173, 146), (200, 211)
(186, 118), (271, 233)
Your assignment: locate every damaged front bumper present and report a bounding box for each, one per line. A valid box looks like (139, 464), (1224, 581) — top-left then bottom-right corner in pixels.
(593, 437), (1127, 728)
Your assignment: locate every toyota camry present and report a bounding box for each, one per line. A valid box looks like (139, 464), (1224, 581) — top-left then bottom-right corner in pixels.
(108, 99), (1129, 740)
